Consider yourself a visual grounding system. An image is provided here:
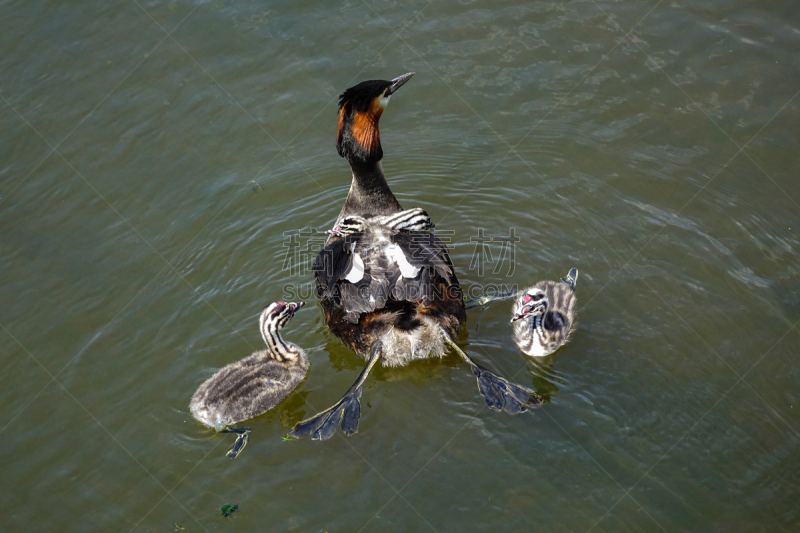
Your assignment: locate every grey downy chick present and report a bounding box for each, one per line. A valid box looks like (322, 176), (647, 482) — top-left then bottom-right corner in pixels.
(190, 301), (308, 458)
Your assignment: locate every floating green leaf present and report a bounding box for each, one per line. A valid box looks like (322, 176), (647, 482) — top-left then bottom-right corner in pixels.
(221, 503), (238, 518)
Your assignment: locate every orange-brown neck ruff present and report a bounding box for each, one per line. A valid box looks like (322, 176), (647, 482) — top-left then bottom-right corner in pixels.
(337, 97), (385, 164)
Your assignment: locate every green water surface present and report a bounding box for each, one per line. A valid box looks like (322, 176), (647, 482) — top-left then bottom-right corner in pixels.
(1, 0), (799, 531)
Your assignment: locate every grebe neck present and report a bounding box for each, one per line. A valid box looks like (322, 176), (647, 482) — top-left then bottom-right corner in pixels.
(338, 161), (402, 222)
(261, 320), (299, 362)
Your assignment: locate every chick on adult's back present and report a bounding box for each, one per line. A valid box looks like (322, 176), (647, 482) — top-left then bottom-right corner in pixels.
(190, 301), (307, 458)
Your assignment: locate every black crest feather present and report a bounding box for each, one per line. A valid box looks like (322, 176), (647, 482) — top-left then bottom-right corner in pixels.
(338, 79), (390, 113)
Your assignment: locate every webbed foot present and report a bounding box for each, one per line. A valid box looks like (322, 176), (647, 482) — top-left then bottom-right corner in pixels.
(465, 289), (521, 310)
(560, 268), (579, 290)
(221, 426), (251, 459)
(465, 296), (494, 310)
(290, 388), (363, 440)
(470, 363), (542, 414)
(441, 331), (542, 414)
(291, 342), (381, 441)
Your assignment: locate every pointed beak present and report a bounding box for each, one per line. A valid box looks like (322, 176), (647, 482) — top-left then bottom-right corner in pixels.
(387, 72), (415, 95)
(288, 301), (305, 315)
(510, 301), (546, 323)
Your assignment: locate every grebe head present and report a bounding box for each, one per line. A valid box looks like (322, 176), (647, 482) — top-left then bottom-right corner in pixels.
(336, 72), (415, 165)
(511, 289), (548, 322)
(261, 301), (306, 332)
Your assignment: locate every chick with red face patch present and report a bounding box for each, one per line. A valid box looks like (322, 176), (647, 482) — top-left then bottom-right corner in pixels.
(510, 268), (578, 357)
(511, 288), (548, 322)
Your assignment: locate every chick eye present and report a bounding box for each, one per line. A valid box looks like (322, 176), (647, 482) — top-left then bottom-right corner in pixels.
(531, 294), (544, 302)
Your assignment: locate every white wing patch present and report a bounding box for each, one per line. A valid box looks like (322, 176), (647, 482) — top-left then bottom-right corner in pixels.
(385, 243), (420, 278)
(345, 241), (365, 283)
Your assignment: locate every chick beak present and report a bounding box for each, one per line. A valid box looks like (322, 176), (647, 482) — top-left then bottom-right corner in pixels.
(288, 301), (306, 315)
(510, 310), (527, 323)
(510, 302), (543, 323)
(387, 72), (415, 95)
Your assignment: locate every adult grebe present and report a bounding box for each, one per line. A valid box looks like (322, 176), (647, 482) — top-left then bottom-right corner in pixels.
(291, 74), (540, 440)
(190, 301), (307, 458)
